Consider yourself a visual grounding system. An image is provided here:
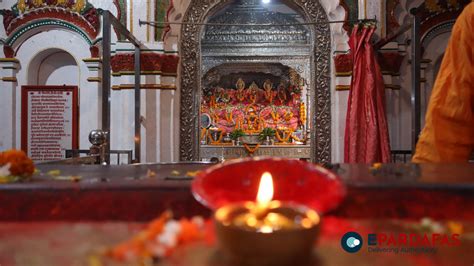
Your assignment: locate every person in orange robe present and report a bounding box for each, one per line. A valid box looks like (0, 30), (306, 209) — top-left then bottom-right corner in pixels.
(413, 2), (474, 162)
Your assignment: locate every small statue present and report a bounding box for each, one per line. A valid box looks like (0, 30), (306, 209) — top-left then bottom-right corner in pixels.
(263, 79), (276, 104)
(291, 78), (304, 106)
(247, 107), (258, 131)
(247, 82), (260, 104)
(289, 69), (299, 87)
(235, 78), (246, 103)
(277, 82), (287, 105)
(217, 87), (230, 104)
(245, 106), (264, 132)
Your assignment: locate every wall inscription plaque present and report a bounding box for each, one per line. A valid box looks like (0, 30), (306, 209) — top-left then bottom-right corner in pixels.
(21, 86), (78, 161)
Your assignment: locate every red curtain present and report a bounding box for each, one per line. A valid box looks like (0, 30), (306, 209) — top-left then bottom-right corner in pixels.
(344, 25), (391, 163)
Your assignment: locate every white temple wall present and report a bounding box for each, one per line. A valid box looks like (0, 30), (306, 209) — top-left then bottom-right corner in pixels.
(31, 50), (79, 85)
(384, 0), (453, 151)
(14, 29), (101, 150)
(89, 0), (119, 17)
(144, 75), (161, 162)
(0, 64), (16, 150)
(328, 2), (350, 163)
(3, 0), (443, 163)
(109, 76), (136, 163)
(0, 0), (354, 163)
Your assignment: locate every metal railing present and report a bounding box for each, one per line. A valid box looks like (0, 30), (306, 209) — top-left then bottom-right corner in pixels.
(65, 149), (133, 165)
(391, 150), (412, 163)
(101, 11), (142, 164)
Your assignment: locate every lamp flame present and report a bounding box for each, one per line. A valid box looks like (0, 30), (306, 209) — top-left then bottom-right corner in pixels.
(256, 172), (274, 204)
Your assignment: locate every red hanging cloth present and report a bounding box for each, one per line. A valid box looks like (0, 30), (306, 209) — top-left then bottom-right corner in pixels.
(344, 25), (391, 163)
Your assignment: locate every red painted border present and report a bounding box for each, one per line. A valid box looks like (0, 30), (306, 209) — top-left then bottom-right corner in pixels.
(21, 86), (79, 157)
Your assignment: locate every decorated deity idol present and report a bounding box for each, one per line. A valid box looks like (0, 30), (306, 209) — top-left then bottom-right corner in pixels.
(217, 87), (231, 104)
(287, 70), (303, 104)
(263, 79), (276, 104)
(245, 106), (263, 132)
(288, 69), (300, 92)
(277, 82), (288, 105)
(234, 78), (246, 103)
(290, 78), (304, 106)
(247, 82), (260, 104)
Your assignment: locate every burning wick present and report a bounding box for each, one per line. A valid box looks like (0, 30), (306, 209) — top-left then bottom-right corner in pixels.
(254, 172), (275, 232)
(257, 172), (273, 204)
(223, 171), (317, 234)
(213, 167), (321, 266)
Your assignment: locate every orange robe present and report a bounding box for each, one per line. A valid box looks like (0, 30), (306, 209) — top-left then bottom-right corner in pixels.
(413, 3), (474, 162)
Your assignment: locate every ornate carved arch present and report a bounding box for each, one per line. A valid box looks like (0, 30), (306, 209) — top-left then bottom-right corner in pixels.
(179, 0), (331, 163)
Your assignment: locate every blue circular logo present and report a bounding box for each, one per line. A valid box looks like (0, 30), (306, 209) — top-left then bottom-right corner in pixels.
(341, 232), (363, 253)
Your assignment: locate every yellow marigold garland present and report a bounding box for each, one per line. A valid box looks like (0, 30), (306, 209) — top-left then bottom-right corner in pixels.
(284, 111), (293, 121)
(244, 104), (255, 114)
(300, 103), (307, 125)
(236, 91), (245, 102)
(225, 109), (233, 123)
(200, 128), (207, 141)
(249, 94), (257, 104)
(276, 129), (292, 143)
(209, 95), (217, 108)
(271, 110), (280, 122)
(291, 133), (306, 143)
(211, 113), (220, 124)
(243, 143), (260, 154)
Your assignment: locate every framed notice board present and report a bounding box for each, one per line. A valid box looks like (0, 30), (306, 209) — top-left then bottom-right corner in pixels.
(21, 86), (79, 161)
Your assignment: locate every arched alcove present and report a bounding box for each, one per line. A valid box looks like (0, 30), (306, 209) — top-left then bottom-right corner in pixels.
(27, 49), (79, 86)
(14, 30), (95, 151)
(179, 0), (331, 163)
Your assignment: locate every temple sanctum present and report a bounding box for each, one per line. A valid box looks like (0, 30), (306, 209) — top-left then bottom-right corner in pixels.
(0, 0), (473, 265)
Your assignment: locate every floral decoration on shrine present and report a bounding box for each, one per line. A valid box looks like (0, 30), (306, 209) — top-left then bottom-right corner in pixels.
(111, 53), (179, 75)
(200, 70), (307, 145)
(0, 0), (100, 48)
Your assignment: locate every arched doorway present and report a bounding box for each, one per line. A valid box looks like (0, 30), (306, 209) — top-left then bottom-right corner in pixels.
(179, 0), (331, 163)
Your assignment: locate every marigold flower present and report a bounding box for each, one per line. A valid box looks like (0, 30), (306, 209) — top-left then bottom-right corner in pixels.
(0, 149), (35, 177)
